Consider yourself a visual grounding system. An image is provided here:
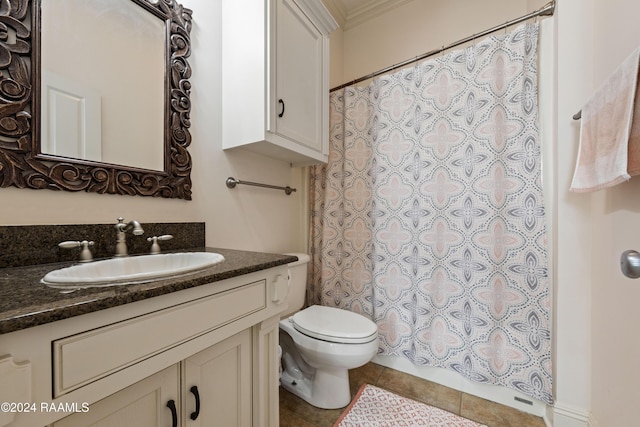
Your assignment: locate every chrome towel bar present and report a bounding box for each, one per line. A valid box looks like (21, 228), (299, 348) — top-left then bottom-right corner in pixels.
(225, 177), (297, 195)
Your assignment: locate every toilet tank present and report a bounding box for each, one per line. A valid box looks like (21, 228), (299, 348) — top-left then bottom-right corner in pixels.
(282, 253), (310, 318)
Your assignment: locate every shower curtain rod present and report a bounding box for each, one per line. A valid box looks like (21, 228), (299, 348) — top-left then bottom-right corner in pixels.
(330, 1), (556, 92)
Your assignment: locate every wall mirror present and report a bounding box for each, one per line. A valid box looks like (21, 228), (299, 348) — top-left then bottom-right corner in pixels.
(0, 0), (193, 199)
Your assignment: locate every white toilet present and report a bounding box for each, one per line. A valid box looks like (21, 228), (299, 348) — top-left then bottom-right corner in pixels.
(279, 253), (379, 409)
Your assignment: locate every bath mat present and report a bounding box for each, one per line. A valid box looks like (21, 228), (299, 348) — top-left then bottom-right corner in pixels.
(333, 384), (487, 427)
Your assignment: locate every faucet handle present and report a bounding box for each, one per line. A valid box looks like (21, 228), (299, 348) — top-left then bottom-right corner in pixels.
(59, 240), (94, 262)
(147, 235), (174, 254)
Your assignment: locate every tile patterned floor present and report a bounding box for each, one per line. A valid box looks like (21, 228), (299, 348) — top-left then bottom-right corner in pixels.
(279, 362), (546, 427)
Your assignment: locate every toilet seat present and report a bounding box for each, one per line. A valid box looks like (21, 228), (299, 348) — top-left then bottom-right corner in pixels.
(291, 305), (378, 344)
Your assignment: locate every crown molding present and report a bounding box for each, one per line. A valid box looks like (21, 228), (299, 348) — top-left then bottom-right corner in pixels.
(322, 0), (413, 30)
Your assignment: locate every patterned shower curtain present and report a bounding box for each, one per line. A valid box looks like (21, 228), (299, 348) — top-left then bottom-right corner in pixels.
(309, 23), (552, 404)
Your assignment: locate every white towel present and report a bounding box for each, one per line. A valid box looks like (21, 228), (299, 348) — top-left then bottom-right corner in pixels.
(570, 47), (640, 192)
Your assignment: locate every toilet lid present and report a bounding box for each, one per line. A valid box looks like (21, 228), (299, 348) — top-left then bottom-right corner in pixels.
(291, 305), (378, 344)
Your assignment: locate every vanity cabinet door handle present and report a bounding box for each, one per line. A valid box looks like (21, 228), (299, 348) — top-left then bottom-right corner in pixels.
(278, 99), (285, 117)
(190, 385), (201, 420)
(166, 399), (178, 427)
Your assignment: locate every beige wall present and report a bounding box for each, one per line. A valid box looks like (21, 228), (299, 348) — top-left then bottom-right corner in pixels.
(0, 0), (306, 255)
(554, 1), (592, 425)
(336, 0), (547, 85)
(551, 0), (640, 425)
(588, 0), (640, 425)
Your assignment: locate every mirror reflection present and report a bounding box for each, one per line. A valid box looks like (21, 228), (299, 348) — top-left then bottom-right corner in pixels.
(0, 0), (192, 199)
(40, 0), (165, 171)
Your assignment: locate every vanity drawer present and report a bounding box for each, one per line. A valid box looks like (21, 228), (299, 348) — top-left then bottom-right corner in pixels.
(52, 279), (266, 397)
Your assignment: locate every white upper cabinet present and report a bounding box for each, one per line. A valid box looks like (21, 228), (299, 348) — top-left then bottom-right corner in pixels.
(222, 0), (337, 166)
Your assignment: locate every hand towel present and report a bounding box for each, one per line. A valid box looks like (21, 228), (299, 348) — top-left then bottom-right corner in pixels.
(570, 47), (640, 192)
(628, 77), (640, 176)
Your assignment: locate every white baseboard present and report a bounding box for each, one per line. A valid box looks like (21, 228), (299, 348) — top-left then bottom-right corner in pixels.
(551, 402), (592, 427)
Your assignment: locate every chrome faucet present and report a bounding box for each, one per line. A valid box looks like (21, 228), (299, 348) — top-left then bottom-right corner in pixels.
(147, 234), (174, 254)
(59, 240), (94, 262)
(114, 217), (144, 257)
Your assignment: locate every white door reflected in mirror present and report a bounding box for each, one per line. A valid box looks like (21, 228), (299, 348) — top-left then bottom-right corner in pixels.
(40, 0), (165, 171)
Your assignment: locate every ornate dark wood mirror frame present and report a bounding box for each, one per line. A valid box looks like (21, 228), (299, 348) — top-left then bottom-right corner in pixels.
(0, 0), (193, 199)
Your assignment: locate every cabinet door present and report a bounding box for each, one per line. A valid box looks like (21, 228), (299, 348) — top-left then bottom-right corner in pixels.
(275, 0), (325, 153)
(183, 329), (252, 427)
(254, 317), (281, 427)
(51, 365), (179, 427)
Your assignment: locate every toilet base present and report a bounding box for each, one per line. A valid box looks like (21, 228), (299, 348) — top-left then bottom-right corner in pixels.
(278, 308), (379, 410)
(280, 366), (351, 409)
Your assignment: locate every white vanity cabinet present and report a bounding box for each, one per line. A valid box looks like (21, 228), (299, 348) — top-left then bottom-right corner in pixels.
(51, 365), (179, 427)
(183, 329), (252, 427)
(222, 0), (337, 165)
(1, 266), (287, 427)
(52, 330), (253, 427)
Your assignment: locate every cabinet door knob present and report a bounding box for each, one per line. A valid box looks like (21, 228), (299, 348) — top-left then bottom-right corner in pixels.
(166, 399), (178, 427)
(190, 385), (201, 420)
(278, 99), (285, 117)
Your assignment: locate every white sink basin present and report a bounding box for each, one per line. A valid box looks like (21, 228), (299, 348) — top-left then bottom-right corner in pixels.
(42, 252), (225, 289)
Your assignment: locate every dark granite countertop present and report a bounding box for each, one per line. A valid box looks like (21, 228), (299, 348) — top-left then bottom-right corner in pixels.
(0, 248), (297, 335)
